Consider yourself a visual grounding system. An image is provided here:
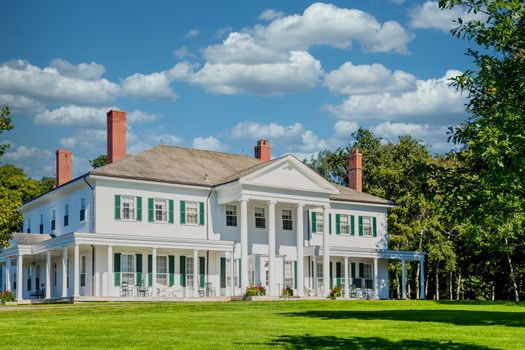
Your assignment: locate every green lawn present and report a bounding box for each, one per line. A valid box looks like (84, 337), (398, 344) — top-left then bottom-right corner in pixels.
(1, 300), (524, 349)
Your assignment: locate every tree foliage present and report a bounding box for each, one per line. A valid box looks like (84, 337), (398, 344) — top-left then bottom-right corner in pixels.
(89, 154), (109, 169)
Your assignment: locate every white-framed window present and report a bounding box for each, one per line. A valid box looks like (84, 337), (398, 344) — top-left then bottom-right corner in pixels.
(315, 212), (324, 233)
(362, 263), (373, 279)
(226, 205), (237, 227)
(340, 215), (350, 235)
(51, 208), (56, 231)
(282, 209), (293, 231)
(80, 197), (86, 222)
(121, 254), (135, 285)
(186, 202), (198, 225)
(284, 261), (294, 288)
(362, 216), (373, 236)
(154, 199), (168, 223)
(255, 207), (266, 229)
(121, 196), (136, 221)
(64, 203), (69, 227)
(186, 257), (194, 289)
(26, 218), (31, 233)
(156, 256), (168, 286)
(80, 256), (86, 287)
(39, 213), (44, 234)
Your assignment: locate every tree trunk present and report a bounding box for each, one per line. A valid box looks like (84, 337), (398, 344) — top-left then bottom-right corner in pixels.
(435, 267), (440, 301)
(407, 264), (411, 299)
(504, 237), (520, 303)
(492, 281), (495, 301)
(425, 268), (429, 299)
(416, 261), (420, 300)
(456, 273), (461, 300)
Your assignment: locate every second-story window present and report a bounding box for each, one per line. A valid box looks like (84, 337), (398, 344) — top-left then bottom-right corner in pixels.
(282, 209), (293, 230)
(154, 199), (167, 223)
(340, 215), (349, 235)
(26, 218), (31, 233)
(51, 209), (56, 231)
(186, 202), (198, 224)
(64, 204), (69, 227)
(311, 212), (324, 233)
(226, 205), (237, 227)
(362, 216), (373, 236)
(255, 207), (266, 229)
(39, 213), (44, 234)
(80, 197), (86, 222)
(121, 196), (136, 220)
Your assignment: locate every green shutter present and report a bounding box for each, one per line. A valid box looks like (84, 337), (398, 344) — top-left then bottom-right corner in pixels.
(351, 263), (356, 287)
(180, 201), (186, 224)
(168, 255), (175, 287)
(136, 254), (143, 286)
(311, 211), (317, 233)
(199, 257), (205, 288)
(336, 262), (342, 287)
(199, 202), (205, 226)
(148, 198), (154, 222)
(329, 262), (333, 289)
(358, 216), (363, 236)
(351, 215), (355, 236)
(294, 261), (298, 289)
(180, 256), (186, 287)
(220, 257), (226, 288)
(148, 255), (152, 287)
(115, 195), (121, 220)
(169, 200), (174, 224)
(335, 214), (341, 235)
(329, 213), (332, 234)
(359, 263), (364, 278)
(136, 196), (142, 221)
(373, 217), (377, 237)
(114, 253), (121, 286)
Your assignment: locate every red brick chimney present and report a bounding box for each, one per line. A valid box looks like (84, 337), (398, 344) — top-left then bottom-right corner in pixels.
(348, 147), (362, 192)
(107, 109), (126, 163)
(56, 149), (72, 187)
(254, 139), (271, 162)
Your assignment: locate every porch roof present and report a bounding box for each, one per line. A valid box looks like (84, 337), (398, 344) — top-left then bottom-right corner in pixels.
(306, 245), (425, 260)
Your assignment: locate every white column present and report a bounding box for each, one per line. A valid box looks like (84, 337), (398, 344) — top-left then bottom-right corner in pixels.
(312, 256), (318, 296)
(374, 258), (379, 299)
(152, 247), (157, 296)
(62, 247), (68, 298)
(193, 250), (199, 297)
(6, 258), (11, 291)
(240, 199), (248, 293)
(73, 245), (80, 297)
(267, 200), (276, 296)
(94, 247), (100, 297)
(229, 251), (235, 296)
(16, 254), (23, 301)
(45, 251), (51, 299)
(420, 258), (425, 300)
(401, 259), (407, 299)
(296, 203), (304, 296)
(106, 246), (112, 296)
(322, 206), (330, 297)
(344, 257), (349, 299)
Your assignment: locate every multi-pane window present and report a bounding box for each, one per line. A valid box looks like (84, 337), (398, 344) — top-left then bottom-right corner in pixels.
(156, 256), (168, 286)
(26, 218), (31, 233)
(362, 263), (373, 289)
(80, 256), (86, 287)
(39, 213), (44, 234)
(80, 197), (86, 222)
(186, 257), (194, 289)
(226, 205), (237, 227)
(154, 199), (168, 223)
(121, 254), (135, 285)
(340, 215), (350, 235)
(255, 207), (266, 229)
(64, 203), (69, 227)
(362, 216), (373, 236)
(284, 261), (294, 288)
(186, 202), (198, 224)
(51, 209), (56, 231)
(282, 209), (293, 230)
(35, 264), (40, 291)
(27, 266), (32, 291)
(121, 196), (136, 220)
(315, 212), (324, 233)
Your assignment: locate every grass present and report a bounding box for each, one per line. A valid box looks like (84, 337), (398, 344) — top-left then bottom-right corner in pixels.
(1, 300), (524, 349)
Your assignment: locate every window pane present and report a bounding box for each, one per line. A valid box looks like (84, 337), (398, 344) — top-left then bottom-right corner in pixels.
(255, 207), (265, 229)
(186, 202), (198, 224)
(226, 205), (237, 227)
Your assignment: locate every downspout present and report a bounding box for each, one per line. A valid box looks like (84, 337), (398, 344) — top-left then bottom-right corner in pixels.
(83, 174), (95, 233)
(91, 244), (95, 296)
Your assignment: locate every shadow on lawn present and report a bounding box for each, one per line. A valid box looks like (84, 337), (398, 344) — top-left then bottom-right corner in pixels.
(252, 335), (495, 350)
(282, 309), (525, 327)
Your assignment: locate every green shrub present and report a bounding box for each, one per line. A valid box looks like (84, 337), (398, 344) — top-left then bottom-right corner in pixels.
(1, 290), (15, 302)
(245, 286), (266, 296)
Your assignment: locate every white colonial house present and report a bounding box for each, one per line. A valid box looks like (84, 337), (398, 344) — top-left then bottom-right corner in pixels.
(0, 110), (425, 302)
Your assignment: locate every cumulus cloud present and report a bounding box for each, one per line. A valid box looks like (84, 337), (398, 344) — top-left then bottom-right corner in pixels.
(192, 136), (229, 152)
(257, 9), (284, 21)
(326, 70), (466, 122)
(127, 131), (184, 154)
(173, 46), (196, 58)
(334, 120), (359, 138)
(3, 145), (54, 178)
(48, 58), (106, 80)
(121, 70), (177, 100)
(0, 94), (44, 115)
(409, 1), (487, 32)
(184, 29), (200, 38)
(324, 61), (416, 95)
(371, 122), (451, 153)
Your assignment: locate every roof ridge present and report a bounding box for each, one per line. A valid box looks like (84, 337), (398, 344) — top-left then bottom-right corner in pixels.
(155, 144), (260, 160)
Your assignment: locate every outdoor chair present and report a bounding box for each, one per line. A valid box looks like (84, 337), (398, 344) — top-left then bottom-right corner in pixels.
(120, 282), (131, 297)
(205, 282), (216, 296)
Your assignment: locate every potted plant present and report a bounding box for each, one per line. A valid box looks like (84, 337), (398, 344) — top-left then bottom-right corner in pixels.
(244, 285), (266, 300)
(329, 287), (341, 300)
(1, 291), (16, 305)
(282, 286), (294, 298)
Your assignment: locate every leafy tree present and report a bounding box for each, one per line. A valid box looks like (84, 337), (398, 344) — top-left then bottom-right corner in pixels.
(89, 154), (109, 169)
(0, 104), (14, 159)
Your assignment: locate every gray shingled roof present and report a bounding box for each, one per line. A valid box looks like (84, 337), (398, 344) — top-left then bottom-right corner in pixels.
(10, 233), (52, 246)
(91, 145), (392, 205)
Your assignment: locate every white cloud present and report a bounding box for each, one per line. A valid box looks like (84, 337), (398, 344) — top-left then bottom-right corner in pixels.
(173, 46), (196, 58)
(184, 29), (200, 38)
(3, 145), (54, 178)
(35, 105), (159, 128)
(0, 94), (45, 115)
(409, 1), (486, 32)
(258, 9), (284, 21)
(326, 70), (466, 122)
(48, 58), (106, 80)
(334, 120), (359, 138)
(192, 136), (229, 152)
(121, 71), (177, 100)
(324, 61), (416, 95)
(3, 145), (52, 161)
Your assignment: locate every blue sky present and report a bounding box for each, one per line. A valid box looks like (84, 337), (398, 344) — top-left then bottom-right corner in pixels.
(1, 0), (479, 178)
